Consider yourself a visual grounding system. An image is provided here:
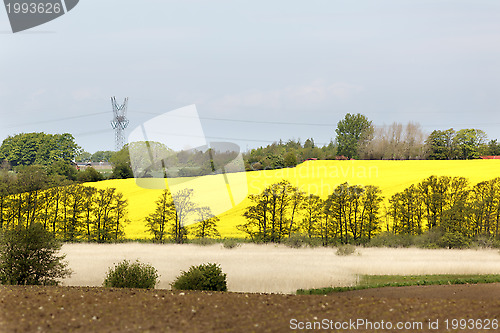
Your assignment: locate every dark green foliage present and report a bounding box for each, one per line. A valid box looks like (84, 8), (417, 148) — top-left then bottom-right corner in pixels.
(438, 231), (469, 249)
(366, 232), (415, 248)
(425, 128), (487, 160)
(171, 263), (227, 291)
(0, 223), (71, 285)
(103, 259), (158, 289)
(48, 160), (78, 181)
(111, 163), (134, 179)
(335, 113), (373, 159)
(91, 150), (115, 162)
(282, 233), (322, 248)
(76, 167), (104, 182)
(485, 139), (500, 156)
(0, 132), (80, 167)
(244, 139), (336, 171)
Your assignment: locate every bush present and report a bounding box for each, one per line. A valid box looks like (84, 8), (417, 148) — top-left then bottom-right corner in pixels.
(368, 232), (414, 248)
(335, 244), (357, 256)
(171, 263), (227, 291)
(413, 229), (444, 249)
(111, 163), (134, 179)
(438, 232), (469, 249)
(221, 238), (240, 249)
(0, 223), (72, 285)
(470, 234), (500, 249)
(103, 259), (158, 289)
(76, 167), (104, 182)
(283, 234), (322, 248)
(190, 238), (218, 246)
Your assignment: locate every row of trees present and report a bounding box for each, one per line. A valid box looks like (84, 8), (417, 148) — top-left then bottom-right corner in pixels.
(145, 188), (220, 243)
(388, 176), (500, 239)
(237, 180), (383, 244)
(237, 177), (500, 245)
(0, 168), (128, 242)
(244, 113), (500, 170)
(0, 132), (80, 167)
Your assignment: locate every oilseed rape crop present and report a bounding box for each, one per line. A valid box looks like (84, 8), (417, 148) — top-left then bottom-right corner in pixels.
(89, 160), (500, 239)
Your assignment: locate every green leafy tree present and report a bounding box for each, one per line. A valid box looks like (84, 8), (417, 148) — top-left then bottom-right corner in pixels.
(453, 129), (487, 159)
(76, 167), (104, 183)
(0, 132), (80, 167)
(0, 223), (71, 285)
(145, 189), (176, 243)
(283, 151), (298, 167)
(425, 129), (456, 160)
(111, 163), (134, 179)
(75, 151), (92, 163)
(91, 150), (115, 162)
(300, 194), (323, 238)
(485, 139), (500, 156)
(238, 180), (303, 242)
(335, 113), (373, 159)
(48, 160), (78, 181)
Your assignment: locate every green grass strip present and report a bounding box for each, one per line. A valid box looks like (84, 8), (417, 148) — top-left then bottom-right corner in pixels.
(296, 274), (500, 295)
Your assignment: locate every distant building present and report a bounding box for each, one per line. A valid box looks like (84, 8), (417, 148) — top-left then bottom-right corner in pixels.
(480, 156), (500, 159)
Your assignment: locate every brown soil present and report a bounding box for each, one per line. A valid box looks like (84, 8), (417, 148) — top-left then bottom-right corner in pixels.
(1, 284), (499, 332)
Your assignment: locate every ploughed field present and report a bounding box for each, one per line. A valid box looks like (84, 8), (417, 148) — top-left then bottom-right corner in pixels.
(2, 284), (500, 332)
(89, 160), (500, 239)
(2, 245), (500, 332)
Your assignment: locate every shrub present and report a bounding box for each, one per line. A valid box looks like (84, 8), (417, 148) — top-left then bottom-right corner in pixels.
(470, 234), (500, 249)
(0, 223), (72, 285)
(221, 238), (240, 249)
(368, 232), (414, 248)
(438, 232), (469, 249)
(283, 234), (322, 248)
(190, 238), (218, 246)
(171, 263), (227, 291)
(103, 259), (158, 289)
(76, 167), (104, 182)
(335, 244), (357, 256)
(414, 229), (443, 249)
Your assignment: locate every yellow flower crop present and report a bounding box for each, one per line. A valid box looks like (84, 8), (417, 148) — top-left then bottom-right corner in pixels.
(89, 160), (500, 239)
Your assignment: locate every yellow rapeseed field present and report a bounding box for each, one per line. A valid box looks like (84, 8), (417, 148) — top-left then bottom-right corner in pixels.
(90, 160), (500, 239)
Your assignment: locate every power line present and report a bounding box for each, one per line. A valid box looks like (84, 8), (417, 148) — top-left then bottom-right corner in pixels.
(0, 111), (109, 130)
(130, 110), (338, 127)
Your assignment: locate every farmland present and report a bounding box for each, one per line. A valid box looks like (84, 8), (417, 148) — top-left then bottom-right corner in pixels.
(61, 243), (500, 294)
(90, 160), (500, 239)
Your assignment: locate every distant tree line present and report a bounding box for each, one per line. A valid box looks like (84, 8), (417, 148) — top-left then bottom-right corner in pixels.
(0, 166), (128, 242)
(243, 113), (500, 171)
(237, 177), (500, 247)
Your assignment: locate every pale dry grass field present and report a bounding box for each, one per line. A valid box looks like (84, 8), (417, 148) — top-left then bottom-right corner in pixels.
(61, 243), (500, 294)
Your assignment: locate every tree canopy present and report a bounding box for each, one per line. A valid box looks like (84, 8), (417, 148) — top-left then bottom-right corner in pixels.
(0, 132), (80, 167)
(335, 113), (373, 159)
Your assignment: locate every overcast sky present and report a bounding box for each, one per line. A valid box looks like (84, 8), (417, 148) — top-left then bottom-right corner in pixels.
(1, 0), (500, 154)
